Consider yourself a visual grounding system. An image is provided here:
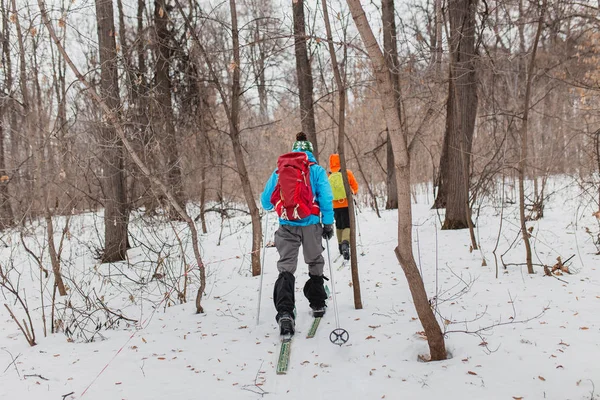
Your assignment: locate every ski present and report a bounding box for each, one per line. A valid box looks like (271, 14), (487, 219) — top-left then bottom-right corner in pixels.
(276, 334), (292, 375)
(337, 260), (348, 271)
(306, 317), (322, 339)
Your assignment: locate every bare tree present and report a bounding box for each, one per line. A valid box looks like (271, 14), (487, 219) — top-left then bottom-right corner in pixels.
(321, 0), (362, 309)
(0, 0), (14, 229)
(154, 0), (186, 219)
(519, 0), (547, 274)
(382, 0), (399, 210)
(293, 0), (318, 162)
(94, 0), (129, 262)
(346, 0), (447, 360)
(37, 0), (207, 313)
(435, 0), (478, 231)
(229, 0), (263, 276)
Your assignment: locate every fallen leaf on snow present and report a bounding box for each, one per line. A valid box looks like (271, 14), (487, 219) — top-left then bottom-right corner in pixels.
(467, 371), (477, 375)
(579, 327), (589, 330)
(538, 376), (546, 381)
(366, 335), (375, 340)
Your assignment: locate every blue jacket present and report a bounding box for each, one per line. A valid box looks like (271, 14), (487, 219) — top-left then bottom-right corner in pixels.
(261, 150), (334, 226)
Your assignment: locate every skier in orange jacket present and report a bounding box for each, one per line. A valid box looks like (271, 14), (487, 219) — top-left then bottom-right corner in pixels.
(328, 154), (359, 260)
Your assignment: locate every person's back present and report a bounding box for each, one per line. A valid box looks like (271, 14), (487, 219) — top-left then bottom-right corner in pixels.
(261, 132), (334, 336)
(328, 154), (359, 260)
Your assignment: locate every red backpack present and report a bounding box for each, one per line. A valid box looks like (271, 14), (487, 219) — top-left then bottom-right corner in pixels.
(270, 152), (320, 220)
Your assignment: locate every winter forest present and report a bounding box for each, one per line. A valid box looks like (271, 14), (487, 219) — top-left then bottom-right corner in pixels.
(1, 0), (600, 398)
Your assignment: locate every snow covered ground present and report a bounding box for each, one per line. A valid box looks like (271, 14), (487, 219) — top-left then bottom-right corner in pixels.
(1, 178), (599, 400)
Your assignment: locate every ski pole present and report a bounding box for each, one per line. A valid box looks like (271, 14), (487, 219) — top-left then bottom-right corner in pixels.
(256, 212), (270, 325)
(353, 198), (363, 251)
(325, 240), (349, 346)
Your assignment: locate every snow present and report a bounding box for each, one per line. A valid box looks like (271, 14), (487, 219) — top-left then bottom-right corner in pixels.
(1, 179), (600, 400)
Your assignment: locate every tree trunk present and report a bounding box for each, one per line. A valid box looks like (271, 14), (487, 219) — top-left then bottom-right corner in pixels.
(229, 0), (262, 276)
(135, 0), (158, 215)
(346, 0), (447, 361)
(0, 0), (14, 228)
(155, 0), (185, 220)
(196, 84), (210, 234)
(0, 0), (19, 229)
(432, 0), (444, 75)
(95, 0), (129, 262)
(0, 108), (14, 230)
(440, 0), (478, 230)
(432, 97), (451, 210)
(385, 134), (398, 209)
(292, 0), (318, 162)
(519, 0), (547, 274)
(322, 0), (362, 309)
(382, 0), (399, 209)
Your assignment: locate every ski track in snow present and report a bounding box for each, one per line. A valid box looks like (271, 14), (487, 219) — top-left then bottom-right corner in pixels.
(1, 180), (599, 400)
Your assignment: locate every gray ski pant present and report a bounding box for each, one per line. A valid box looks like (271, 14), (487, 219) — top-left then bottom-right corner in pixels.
(274, 224), (325, 276)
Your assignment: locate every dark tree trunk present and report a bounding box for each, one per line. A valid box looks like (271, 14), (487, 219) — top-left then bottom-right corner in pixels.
(0, 0), (14, 229)
(432, 125), (448, 209)
(382, 0), (399, 209)
(229, 0), (262, 276)
(95, 0), (129, 262)
(440, 0), (478, 230)
(0, 110), (13, 230)
(292, 0), (318, 162)
(385, 133), (398, 209)
(155, 0), (185, 219)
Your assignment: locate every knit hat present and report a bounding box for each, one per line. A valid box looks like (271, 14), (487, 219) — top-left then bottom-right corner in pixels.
(292, 131), (314, 153)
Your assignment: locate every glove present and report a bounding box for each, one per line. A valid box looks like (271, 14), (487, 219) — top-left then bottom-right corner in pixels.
(322, 224), (334, 240)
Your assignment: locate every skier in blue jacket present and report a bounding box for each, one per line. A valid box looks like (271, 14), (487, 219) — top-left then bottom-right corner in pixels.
(261, 132), (334, 336)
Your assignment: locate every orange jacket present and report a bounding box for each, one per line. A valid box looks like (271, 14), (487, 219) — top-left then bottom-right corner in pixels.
(329, 154), (359, 209)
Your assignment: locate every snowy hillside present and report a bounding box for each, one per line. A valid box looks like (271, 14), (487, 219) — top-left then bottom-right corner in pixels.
(1, 180), (600, 400)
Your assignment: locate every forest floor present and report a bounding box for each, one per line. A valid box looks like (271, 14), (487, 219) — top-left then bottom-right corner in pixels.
(1, 179), (599, 400)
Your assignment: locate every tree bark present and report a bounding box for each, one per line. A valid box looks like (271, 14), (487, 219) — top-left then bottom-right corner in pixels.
(94, 0), (129, 262)
(0, 0), (14, 229)
(382, 0), (399, 209)
(346, 0), (447, 361)
(0, 111), (14, 230)
(440, 0), (478, 230)
(155, 0), (186, 220)
(322, 0), (362, 309)
(292, 0), (318, 162)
